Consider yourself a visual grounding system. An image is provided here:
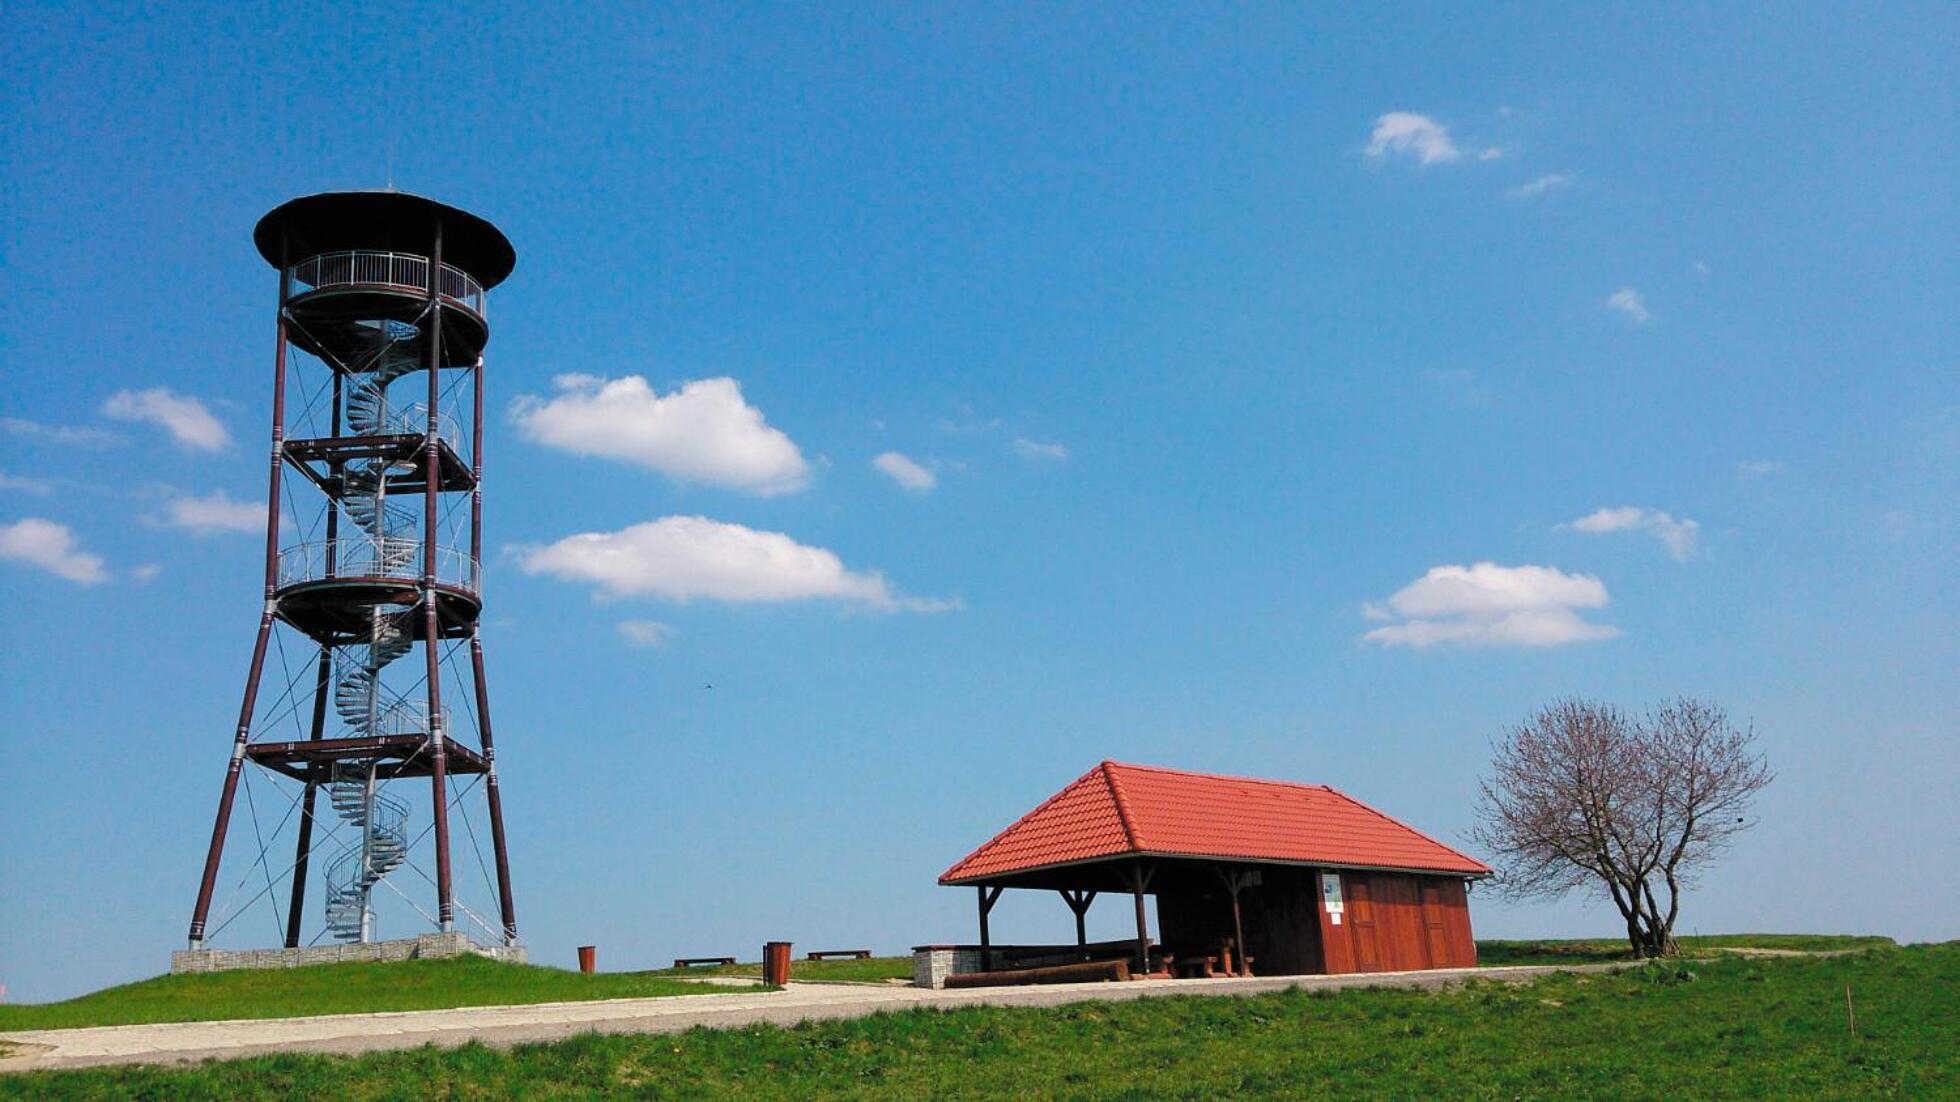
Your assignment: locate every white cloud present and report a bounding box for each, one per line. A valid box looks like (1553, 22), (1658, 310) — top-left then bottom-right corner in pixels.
(1011, 437), (1069, 461)
(132, 563), (162, 583)
(511, 376), (810, 496)
(163, 490), (264, 535)
(1365, 112), (1461, 165)
(1477, 146), (1505, 161)
(1607, 288), (1653, 324)
(1363, 562), (1618, 648)
(1568, 506), (1700, 560)
(520, 515), (955, 613)
(101, 388), (230, 451)
(1736, 459), (1781, 480)
(1506, 173), (1573, 200)
(617, 619), (674, 648)
(0, 517), (108, 584)
(873, 451), (937, 492)
(0, 472), (53, 494)
(1420, 368), (1493, 409)
(2, 417), (122, 447)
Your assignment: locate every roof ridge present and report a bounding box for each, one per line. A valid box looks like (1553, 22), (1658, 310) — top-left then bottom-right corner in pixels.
(1101, 761), (1145, 852)
(1104, 759), (1338, 795)
(1318, 786), (1492, 873)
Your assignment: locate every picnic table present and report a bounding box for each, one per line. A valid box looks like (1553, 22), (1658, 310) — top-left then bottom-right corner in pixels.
(671, 956), (736, 968)
(805, 949), (873, 961)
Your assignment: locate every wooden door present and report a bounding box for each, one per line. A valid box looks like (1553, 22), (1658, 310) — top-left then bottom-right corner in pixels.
(1420, 881), (1455, 967)
(1346, 874), (1382, 972)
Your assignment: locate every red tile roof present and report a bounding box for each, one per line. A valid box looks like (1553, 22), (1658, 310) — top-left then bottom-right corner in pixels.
(940, 761), (1491, 883)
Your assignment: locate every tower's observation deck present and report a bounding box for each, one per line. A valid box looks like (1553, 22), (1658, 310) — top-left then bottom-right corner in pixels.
(253, 192), (515, 643)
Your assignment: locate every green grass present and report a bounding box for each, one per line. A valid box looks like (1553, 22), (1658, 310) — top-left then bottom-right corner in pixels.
(0, 956), (741, 1032)
(1477, 933), (1895, 967)
(6, 943), (1950, 1098)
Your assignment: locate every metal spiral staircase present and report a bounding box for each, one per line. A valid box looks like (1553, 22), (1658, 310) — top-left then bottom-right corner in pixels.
(321, 320), (424, 942)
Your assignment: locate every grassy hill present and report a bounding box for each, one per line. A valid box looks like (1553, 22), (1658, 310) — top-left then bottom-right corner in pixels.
(0, 934), (1898, 1033)
(0, 956), (741, 1032)
(2, 941), (1947, 1099)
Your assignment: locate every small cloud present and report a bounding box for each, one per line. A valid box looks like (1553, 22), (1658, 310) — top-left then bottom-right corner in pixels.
(617, 619), (674, 648)
(936, 409), (1003, 435)
(1419, 368), (1493, 409)
(1506, 173), (1573, 200)
(520, 515), (956, 613)
(511, 375), (810, 496)
(132, 563), (162, 583)
(0, 472), (53, 495)
(1365, 112), (1461, 166)
(1478, 146), (1505, 161)
(1693, 260), (1712, 276)
(1011, 438), (1069, 462)
(102, 388), (230, 451)
(1, 417), (123, 448)
(1736, 459), (1781, 480)
(1362, 562), (1619, 648)
(0, 517), (109, 584)
(1607, 287), (1653, 324)
(872, 451), (937, 492)
(162, 490), (264, 535)
(1566, 505), (1700, 561)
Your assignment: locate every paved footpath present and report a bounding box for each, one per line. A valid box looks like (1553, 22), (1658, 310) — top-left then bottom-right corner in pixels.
(0, 962), (1637, 1074)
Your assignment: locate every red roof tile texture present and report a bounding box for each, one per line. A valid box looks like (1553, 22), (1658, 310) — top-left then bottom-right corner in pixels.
(940, 761), (1490, 883)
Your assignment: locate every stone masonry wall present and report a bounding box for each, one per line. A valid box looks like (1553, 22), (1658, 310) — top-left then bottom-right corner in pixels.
(171, 932), (527, 975)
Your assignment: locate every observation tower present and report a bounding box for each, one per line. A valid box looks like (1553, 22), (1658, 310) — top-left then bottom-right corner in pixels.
(185, 192), (520, 954)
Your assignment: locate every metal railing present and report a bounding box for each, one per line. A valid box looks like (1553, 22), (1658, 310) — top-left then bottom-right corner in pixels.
(289, 251), (486, 318)
(387, 403), (464, 447)
(372, 699), (451, 739)
(277, 538), (481, 594)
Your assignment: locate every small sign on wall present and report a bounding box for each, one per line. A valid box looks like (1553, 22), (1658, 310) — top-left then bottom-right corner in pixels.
(1320, 872), (1344, 921)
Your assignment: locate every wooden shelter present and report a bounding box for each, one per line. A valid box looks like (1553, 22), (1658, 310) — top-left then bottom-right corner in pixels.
(939, 762), (1491, 977)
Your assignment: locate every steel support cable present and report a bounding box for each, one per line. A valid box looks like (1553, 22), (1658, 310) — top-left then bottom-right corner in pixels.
(437, 638), (480, 742)
(453, 776), (497, 918)
(269, 624), (312, 743)
(392, 772), (497, 937)
(243, 630), (321, 748)
(201, 764), (319, 941)
(238, 764), (286, 942)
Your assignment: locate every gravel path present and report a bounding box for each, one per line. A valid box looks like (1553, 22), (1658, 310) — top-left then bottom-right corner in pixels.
(0, 961), (1647, 1074)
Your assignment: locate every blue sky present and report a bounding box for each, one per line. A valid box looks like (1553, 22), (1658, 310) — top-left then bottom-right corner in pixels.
(2, 4), (1954, 1001)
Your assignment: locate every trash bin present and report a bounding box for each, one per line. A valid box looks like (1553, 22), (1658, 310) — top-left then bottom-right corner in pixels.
(762, 941), (793, 985)
(578, 945), (597, 974)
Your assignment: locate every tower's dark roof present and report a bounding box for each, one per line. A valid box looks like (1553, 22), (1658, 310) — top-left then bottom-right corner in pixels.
(254, 191), (516, 288)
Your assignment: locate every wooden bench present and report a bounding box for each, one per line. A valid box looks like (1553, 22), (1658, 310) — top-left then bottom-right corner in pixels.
(1166, 939), (1255, 979)
(805, 949), (872, 961)
(671, 956), (737, 968)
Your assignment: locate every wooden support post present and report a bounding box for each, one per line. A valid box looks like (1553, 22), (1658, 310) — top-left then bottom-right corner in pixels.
(1129, 863), (1155, 974)
(1059, 889), (1098, 955)
(977, 885), (1002, 972)
(1216, 866), (1252, 977)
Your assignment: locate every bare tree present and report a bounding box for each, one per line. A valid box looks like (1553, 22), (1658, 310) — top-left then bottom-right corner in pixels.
(1473, 698), (1772, 957)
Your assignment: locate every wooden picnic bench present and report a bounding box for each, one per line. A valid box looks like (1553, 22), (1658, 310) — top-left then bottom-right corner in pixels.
(671, 956), (737, 968)
(805, 949), (872, 961)
(1166, 939), (1254, 979)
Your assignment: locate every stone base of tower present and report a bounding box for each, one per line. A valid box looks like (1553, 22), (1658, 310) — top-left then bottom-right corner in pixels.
(171, 932), (526, 975)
